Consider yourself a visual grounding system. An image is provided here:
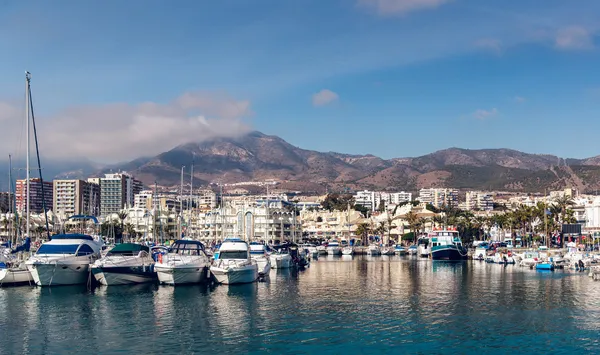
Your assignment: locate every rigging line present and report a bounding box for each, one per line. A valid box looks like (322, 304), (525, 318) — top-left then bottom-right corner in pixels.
(28, 82), (51, 240)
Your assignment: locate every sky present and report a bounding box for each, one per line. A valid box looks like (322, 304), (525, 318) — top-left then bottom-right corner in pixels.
(1, 0), (600, 163)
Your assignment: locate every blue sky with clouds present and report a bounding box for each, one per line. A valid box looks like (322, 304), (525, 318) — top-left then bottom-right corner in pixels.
(1, 0), (600, 162)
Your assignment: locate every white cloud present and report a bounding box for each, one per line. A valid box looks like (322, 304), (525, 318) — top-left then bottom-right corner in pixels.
(312, 89), (339, 107)
(0, 91), (252, 163)
(514, 96), (526, 103)
(474, 38), (502, 54)
(555, 26), (594, 50)
(358, 0), (450, 16)
(472, 108), (498, 120)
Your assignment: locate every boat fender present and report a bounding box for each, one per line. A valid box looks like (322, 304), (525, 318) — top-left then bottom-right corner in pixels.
(158, 254), (163, 263)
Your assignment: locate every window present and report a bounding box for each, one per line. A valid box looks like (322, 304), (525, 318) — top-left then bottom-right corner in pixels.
(76, 244), (95, 256)
(37, 244), (79, 255)
(219, 251), (248, 259)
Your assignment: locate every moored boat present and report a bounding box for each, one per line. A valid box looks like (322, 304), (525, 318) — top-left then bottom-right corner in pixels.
(154, 240), (211, 285)
(211, 239), (258, 285)
(394, 244), (408, 256)
(270, 243), (294, 269)
(26, 233), (103, 286)
(91, 243), (156, 286)
(429, 230), (468, 261)
(326, 241), (342, 256)
(249, 242), (271, 276)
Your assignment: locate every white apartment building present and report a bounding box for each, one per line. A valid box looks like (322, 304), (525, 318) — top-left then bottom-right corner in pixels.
(53, 179), (100, 217)
(99, 172), (143, 216)
(418, 188), (459, 209)
(355, 190), (412, 211)
(134, 190), (153, 209)
(464, 191), (494, 211)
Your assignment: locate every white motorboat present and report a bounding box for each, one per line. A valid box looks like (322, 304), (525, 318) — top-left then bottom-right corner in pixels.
(91, 243), (156, 286)
(394, 245), (408, 256)
(301, 243), (319, 257)
(417, 237), (430, 258)
(381, 246), (395, 255)
(26, 233), (103, 286)
(211, 239), (258, 285)
(473, 243), (490, 261)
(490, 252), (516, 264)
(316, 244), (328, 255)
(249, 242), (271, 276)
(326, 241), (342, 256)
(269, 244), (294, 269)
(0, 238), (33, 286)
(154, 240), (211, 285)
(367, 245), (381, 256)
(342, 246), (354, 255)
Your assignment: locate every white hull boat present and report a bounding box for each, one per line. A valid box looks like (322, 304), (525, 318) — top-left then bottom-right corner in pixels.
(0, 266), (33, 286)
(270, 254), (293, 269)
(211, 239), (258, 285)
(26, 234), (102, 287)
(155, 240), (210, 285)
(367, 245), (381, 256)
(342, 247), (353, 255)
(326, 242), (342, 256)
(91, 243), (156, 286)
(249, 242), (271, 276)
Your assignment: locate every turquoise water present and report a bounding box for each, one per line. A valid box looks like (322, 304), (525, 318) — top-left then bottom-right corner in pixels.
(1, 256), (600, 354)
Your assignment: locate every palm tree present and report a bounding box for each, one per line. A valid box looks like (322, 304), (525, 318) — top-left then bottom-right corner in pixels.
(124, 223), (136, 242)
(117, 210), (128, 242)
(355, 223), (370, 246)
(404, 211), (419, 245)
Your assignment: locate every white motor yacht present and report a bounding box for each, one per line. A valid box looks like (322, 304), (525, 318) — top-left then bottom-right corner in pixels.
(367, 245), (381, 256)
(342, 245), (354, 255)
(211, 239), (259, 285)
(26, 233), (103, 286)
(249, 242), (271, 276)
(326, 241), (342, 256)
(270, 243), (294, 269)
(154, 240), (211, 285)
(91, 243), (156, 286)
(316, 243), (328, 255)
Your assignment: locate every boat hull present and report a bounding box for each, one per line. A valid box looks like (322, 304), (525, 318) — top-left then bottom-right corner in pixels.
(210, 266), (258, 285)
(155, 265), (208, 285)
(431, 246), (468, 260)
(327, 247), (342, 256)
(252, 257), (271, 276)
(27, 263), (91, 286)
(91, 266), (156, 286)
(270, 255), (292, 269)
(0, 268), (33, 286)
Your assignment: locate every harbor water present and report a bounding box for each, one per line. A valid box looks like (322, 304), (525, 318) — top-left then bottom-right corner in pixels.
(1, 256), (599, 354)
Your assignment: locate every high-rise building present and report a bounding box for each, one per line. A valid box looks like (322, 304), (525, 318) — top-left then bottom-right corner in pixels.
(134, 190), (153, 209)
(0, 192), (13, 212)
(418, 188), (459, 209)
(464, 191), (494, 211)
(15, 178), (53, 213)
(53, 179), (100, 217)
(99, 172), (143, 216)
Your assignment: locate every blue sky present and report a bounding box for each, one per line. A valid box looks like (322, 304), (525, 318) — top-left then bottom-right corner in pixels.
(1, 0), (600, 162)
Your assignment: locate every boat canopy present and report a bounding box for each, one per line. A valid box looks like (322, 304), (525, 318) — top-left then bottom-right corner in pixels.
(170, 240), (205, 253)
(108, 243), (149, 256)
(51, 233), (94, 241)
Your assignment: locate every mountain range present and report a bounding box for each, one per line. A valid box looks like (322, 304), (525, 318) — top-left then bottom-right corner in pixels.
(3, 131), (600, 194)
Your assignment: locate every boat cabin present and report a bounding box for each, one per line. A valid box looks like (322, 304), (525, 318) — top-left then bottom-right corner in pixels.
(428, 230), (462, 248)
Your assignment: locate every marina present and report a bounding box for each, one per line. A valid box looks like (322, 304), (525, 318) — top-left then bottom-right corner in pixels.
(1, 255), (599, 354)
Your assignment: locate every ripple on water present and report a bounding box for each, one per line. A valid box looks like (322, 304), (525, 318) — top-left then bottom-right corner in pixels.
(1, 258), (600, 354)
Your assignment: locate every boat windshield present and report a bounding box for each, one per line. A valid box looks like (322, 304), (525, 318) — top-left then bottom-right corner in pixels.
(219, 251), (248, 259)
(37, 244), (95, 256)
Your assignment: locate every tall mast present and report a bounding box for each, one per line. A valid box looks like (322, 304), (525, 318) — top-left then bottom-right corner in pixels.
(266, 183), (270, 244)
(189, 159), (193, 237)
(25, 72), (30, 240)
(8, 155), (13, 244)
(179, 165), (184, 239)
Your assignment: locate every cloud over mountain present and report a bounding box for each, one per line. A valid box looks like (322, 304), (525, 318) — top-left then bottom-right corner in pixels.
(0, 91), (252, 163)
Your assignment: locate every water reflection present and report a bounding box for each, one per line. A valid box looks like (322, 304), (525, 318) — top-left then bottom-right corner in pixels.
(0, 259), (599, 354)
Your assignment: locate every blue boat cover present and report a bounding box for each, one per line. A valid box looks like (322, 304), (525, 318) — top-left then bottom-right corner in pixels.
(50, 233), (94, 241)
(11, 237), (31, 254)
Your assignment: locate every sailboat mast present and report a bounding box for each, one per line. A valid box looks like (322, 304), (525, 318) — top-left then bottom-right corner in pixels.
(8, 155), (13, 244)
(179, 165), (184, 239)
(25, 72), (30, 241)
